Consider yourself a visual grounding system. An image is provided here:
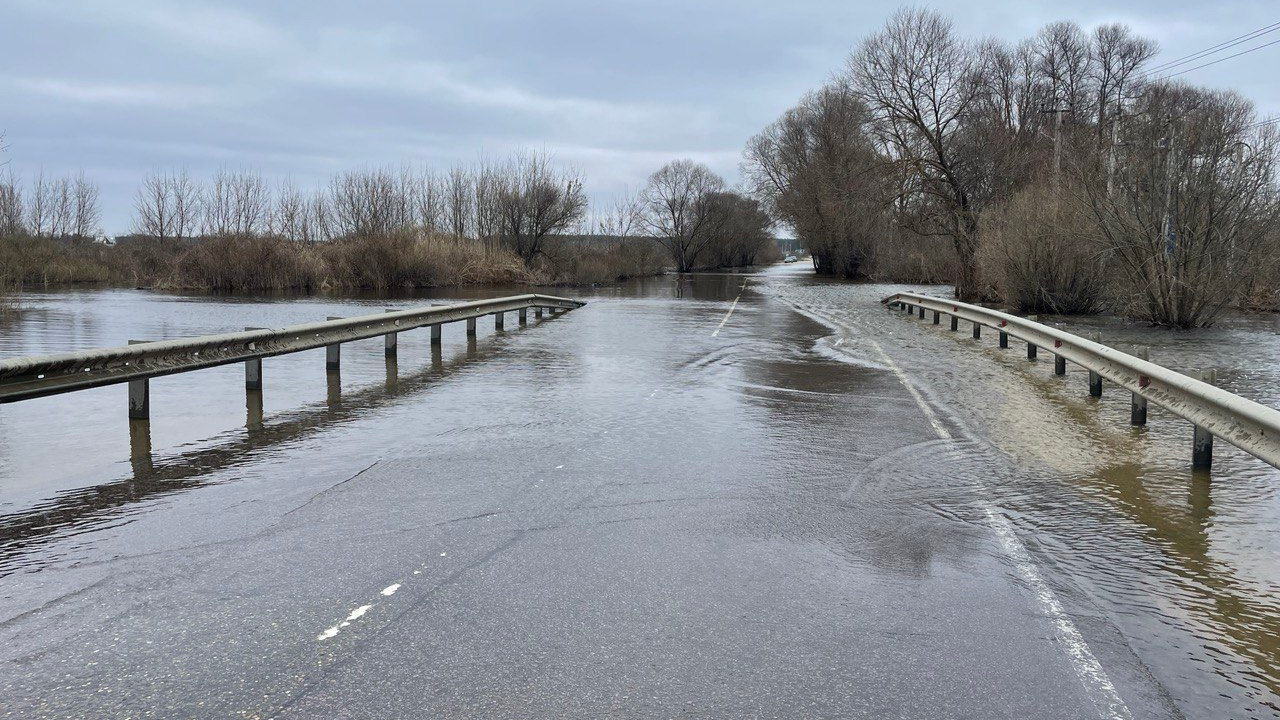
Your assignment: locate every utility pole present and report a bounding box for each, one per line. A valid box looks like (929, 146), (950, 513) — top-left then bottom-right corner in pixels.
(1106, 113), (1121, 198)
(1054, 107), (1064, 176)
(1040, 106), (1069, 188)
(1161, 122), (1177, 260)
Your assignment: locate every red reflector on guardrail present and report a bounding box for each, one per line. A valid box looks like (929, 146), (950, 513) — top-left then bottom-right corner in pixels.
(1054, 340), (1062, 348)
(1139, 375), (1150, 388)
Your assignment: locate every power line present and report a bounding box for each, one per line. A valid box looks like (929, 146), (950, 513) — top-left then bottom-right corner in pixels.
(1143, 21), (1280, 76)
(1153, 36), (1280, 80)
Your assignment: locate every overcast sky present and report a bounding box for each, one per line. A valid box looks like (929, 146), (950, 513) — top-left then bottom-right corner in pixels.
(2, 0), (1277, 233)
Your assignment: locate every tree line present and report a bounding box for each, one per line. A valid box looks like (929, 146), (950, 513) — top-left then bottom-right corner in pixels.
(744, 9), (1280, 327)
(0, 169), (101, 240)
(0, 152), (776, 290)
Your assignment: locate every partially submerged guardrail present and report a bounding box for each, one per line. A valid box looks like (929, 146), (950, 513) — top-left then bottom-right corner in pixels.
(881, 291), (1280, 472)
(0, 293), (584, 418)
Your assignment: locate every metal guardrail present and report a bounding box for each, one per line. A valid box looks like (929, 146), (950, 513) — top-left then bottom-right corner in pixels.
(881, 291), (1280, 471)
(0, 294), (584, 410)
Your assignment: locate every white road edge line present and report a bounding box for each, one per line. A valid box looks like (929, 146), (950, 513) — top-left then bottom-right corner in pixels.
(869, 341), (951, 440)
(712, 281), (749, 337)
(711, 293), (742, 337)
(868, 339), (1132, 720)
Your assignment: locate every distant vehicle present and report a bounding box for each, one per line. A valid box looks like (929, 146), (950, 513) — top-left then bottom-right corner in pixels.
(783, 255), (798, 263)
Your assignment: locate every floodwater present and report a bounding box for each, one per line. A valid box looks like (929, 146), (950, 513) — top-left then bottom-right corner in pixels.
(1, 267), (1279, 718)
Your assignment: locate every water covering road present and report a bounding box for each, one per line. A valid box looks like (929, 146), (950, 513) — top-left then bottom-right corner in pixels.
(0, 265), (1278, 718)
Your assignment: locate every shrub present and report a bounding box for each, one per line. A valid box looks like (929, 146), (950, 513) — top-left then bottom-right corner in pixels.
(172, 234), (326, 292)
(869, 231), (959, 284)
(977, 182), (1108, 314)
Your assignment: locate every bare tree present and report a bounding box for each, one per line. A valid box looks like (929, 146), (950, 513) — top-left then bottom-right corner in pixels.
(493, 151), (588, 263)
(26, 170), (51, 237)
(445, 166), (472, 238)
(273, 177), (307, 242)
(1081, 84), (1280, 326)
(308, 193), (333, 243)
(329, 168), (402, 238)
(639, 159), (726, 272)
(0, 169), (23, 236)
(1033, 21), (1093, 121)
(1090, 25), (1157, 134)
(596, 190), (641, 237)
(71, 171), (100, 239)
(203, 169), (234, 236)
(134, 171), (173, 239)
(415, 167), (444, 234)
(231, 170), (270, 236)
(169, 169), (200, 239)
(701, 191), (776, 268)
(472, 160), (504, 243)
(848, 8), (986, 298)
(203, 168), (269, 236)
(48, 176), (75, 238)
(744, 83), (887, 277)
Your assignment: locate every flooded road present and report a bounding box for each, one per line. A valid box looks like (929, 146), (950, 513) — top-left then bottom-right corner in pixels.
(1, 267), (1278, 718)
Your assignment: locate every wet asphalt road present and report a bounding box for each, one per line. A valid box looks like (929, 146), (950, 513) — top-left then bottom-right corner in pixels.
(0, 266), (1268, 718)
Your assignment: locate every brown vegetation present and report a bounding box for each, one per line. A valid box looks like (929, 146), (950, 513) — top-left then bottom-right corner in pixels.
(1, 148), (785, 293)
(639, 160), (776, 271)
(976, 181), (1108, 314)
(745, 9), (1280, 327)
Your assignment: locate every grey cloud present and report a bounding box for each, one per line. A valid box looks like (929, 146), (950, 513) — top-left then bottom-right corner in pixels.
(2, 0), (1276, 232)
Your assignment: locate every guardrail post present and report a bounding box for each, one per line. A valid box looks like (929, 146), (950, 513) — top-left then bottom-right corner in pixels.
(1053, 324), (1066, 375)
(495, 312), (505, 330)
(917, 305), (924, 319)
(1087, 332), (1103, 397)
(384, 309), (398, 357)
(466, 317), (477, 337)
(385, 354), (398, 391)
(1026, 316), (1038, 360)
(325, 316), (342, 371)
(932, 310), (940, 325)
(327, 369), (341, 405)
(1131, 347), (1149, 425)
(126, 339), (150, 420)
(431, 323), (442, 345)
(1193, 368), (1216, 469)
(971, 321), (981, 340)
(535, 307), (544, 319)
(949, 314), (958, 332)
(129, 415), (154, 477)
(999, 329), (1008, 348)
(244, 327), (265, 390)
(519, 307), (528, 324)
(246, 388), (263, 431)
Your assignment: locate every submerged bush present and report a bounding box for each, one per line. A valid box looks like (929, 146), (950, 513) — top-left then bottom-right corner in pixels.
(540, 236), (668, 284)
(869, 232), (958, 284)
(977, 182), (1108, 314)
(172, 234), (326, 291)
